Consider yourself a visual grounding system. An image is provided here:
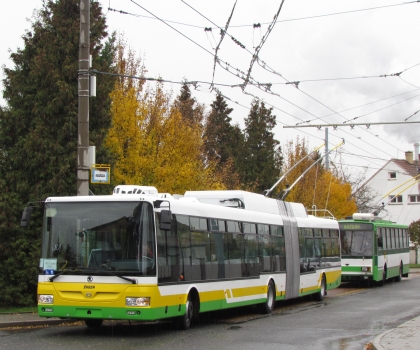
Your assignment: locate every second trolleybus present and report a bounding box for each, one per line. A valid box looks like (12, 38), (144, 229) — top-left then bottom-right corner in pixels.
(339, 213), (409, 285)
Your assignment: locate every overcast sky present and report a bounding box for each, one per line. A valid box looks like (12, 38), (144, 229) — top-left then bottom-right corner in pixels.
(1, 0), (420, 183)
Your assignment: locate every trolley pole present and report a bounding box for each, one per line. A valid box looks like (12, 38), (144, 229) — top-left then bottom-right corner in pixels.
(77, 0), (90, 196)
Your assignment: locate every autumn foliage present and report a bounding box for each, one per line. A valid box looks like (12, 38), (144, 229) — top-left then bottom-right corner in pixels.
(105, 40), (225, 194)
(280, 138), (357, 219)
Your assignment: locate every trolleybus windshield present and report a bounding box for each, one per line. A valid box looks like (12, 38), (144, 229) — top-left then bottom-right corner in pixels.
(40, 201), (156, 277)
(340, 223), (373, 257)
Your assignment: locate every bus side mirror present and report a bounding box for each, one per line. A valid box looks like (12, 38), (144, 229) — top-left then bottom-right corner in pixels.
(20, 207), (33, 227)
(160, 210), (172, 231)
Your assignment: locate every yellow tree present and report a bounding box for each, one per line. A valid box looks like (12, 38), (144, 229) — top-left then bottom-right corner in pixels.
(105, 40), (225, 193)
(281, 137), (321, 204)
(105, 38), (147, 185)
(136, 83), (225, 193)
(281, 137), (357, 219)
(315, 171), (358, 219)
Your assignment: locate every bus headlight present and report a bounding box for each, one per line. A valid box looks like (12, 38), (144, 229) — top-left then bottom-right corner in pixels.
(361, 267), (371, 272)
(38, 294), (54, 304)
(126, 297), (150, 307)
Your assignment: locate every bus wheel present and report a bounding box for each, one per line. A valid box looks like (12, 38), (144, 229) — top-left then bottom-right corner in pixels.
(262, 280), (275, 314)
(85, 319), (103, 328)
(314, 274), (326, 302)
(177, 294), (194, 330)
(395, 264), (402, 282)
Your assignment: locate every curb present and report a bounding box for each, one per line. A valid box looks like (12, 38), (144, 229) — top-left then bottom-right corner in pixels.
(0, 318), (79, 329)
(372, 328), (393, 350)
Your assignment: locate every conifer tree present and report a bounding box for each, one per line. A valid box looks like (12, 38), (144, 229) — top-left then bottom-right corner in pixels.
(204, 93), (235, 163)
(203, 93), (243, 189)
(0, 0), (115, 305)
(173, 83), (205, 126)
(239, 99), (282, 193)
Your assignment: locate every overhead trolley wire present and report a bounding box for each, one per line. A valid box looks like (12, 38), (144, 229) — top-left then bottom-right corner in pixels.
(405, 110), (420, 121)
(180, 1), (336, 125)
(129, 0), (214, 57)
(398, 76), (420, 89)
(126, 0), (408, 161)
(296, 88), (420, 125)
(110, 2), (420, 88)
(180, 3), (407, 158)
(108, 7), (205, 29)
(111, 2), (414, 28)
(241, 0), (286, 91)
(210, 0), (237, 88)
(261, 61), (420, 86)
(232, 2), (413, 27)
(256, 58), (410, 155)
(178, 1), (418, 157)
(342, 93), (420, 124)
(123, 2), (419, 90)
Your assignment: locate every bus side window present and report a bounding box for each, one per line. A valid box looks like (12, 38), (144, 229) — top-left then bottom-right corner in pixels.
(391, 228), (396, 249)
(298, 228), (305, 273)
(190, 218), (210, 281)
(399, 229), (403, 248)
(386, 228), (391, 249)
(175, 215), (192, 281)
(377, 228), (383, 249)
(270, 225), (285, 272)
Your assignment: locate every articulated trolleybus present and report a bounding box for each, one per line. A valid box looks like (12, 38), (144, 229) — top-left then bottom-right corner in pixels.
(339, 213), (409, 285)
(32, 186), (341, 329)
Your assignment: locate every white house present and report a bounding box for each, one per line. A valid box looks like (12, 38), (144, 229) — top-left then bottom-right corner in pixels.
(364, 143), (420, 227)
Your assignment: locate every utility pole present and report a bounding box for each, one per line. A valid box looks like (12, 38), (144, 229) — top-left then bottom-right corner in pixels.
(325, 127), (329, 170)
(77, 0), (90, 196)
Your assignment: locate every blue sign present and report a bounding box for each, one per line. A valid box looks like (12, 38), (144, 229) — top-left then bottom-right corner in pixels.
(91, 165), (111, 184)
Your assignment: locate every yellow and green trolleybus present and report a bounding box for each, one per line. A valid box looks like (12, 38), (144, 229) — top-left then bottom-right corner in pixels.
(339, 213), (409, 285)
(26, 186), (341, 329)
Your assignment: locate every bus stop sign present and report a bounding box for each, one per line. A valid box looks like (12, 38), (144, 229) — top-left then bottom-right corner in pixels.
(91, 164), (110, 184)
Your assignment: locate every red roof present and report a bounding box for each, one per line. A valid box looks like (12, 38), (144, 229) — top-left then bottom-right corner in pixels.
(391, 159), (420, 178)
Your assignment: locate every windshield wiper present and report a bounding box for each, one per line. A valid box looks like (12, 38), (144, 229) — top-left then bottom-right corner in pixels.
(48, 269), (79, 282)
(102, 271), (137, 284)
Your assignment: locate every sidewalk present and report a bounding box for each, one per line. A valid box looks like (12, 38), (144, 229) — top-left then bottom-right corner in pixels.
(372, 268), (420, 350)
(372, 316), (420, 350)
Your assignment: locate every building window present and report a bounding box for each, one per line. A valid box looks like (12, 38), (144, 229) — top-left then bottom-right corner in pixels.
(389, 195), (403, 203)
(388, 172), (397, 179)
(409, 195), (420, 203)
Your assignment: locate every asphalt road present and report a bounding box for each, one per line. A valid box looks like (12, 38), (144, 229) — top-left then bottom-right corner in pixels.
(1, 276), (420, 350)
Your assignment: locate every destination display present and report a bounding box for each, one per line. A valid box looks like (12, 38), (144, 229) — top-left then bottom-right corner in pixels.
(339, 223), (373, 231)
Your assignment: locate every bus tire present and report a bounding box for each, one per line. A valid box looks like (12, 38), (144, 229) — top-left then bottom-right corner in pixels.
(395, 264), (402, 282)
(85, 319), (103, 328)
(262, 280), (275, 314)
(176, 294), (194, 330)
(314, 274), (326, 302)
